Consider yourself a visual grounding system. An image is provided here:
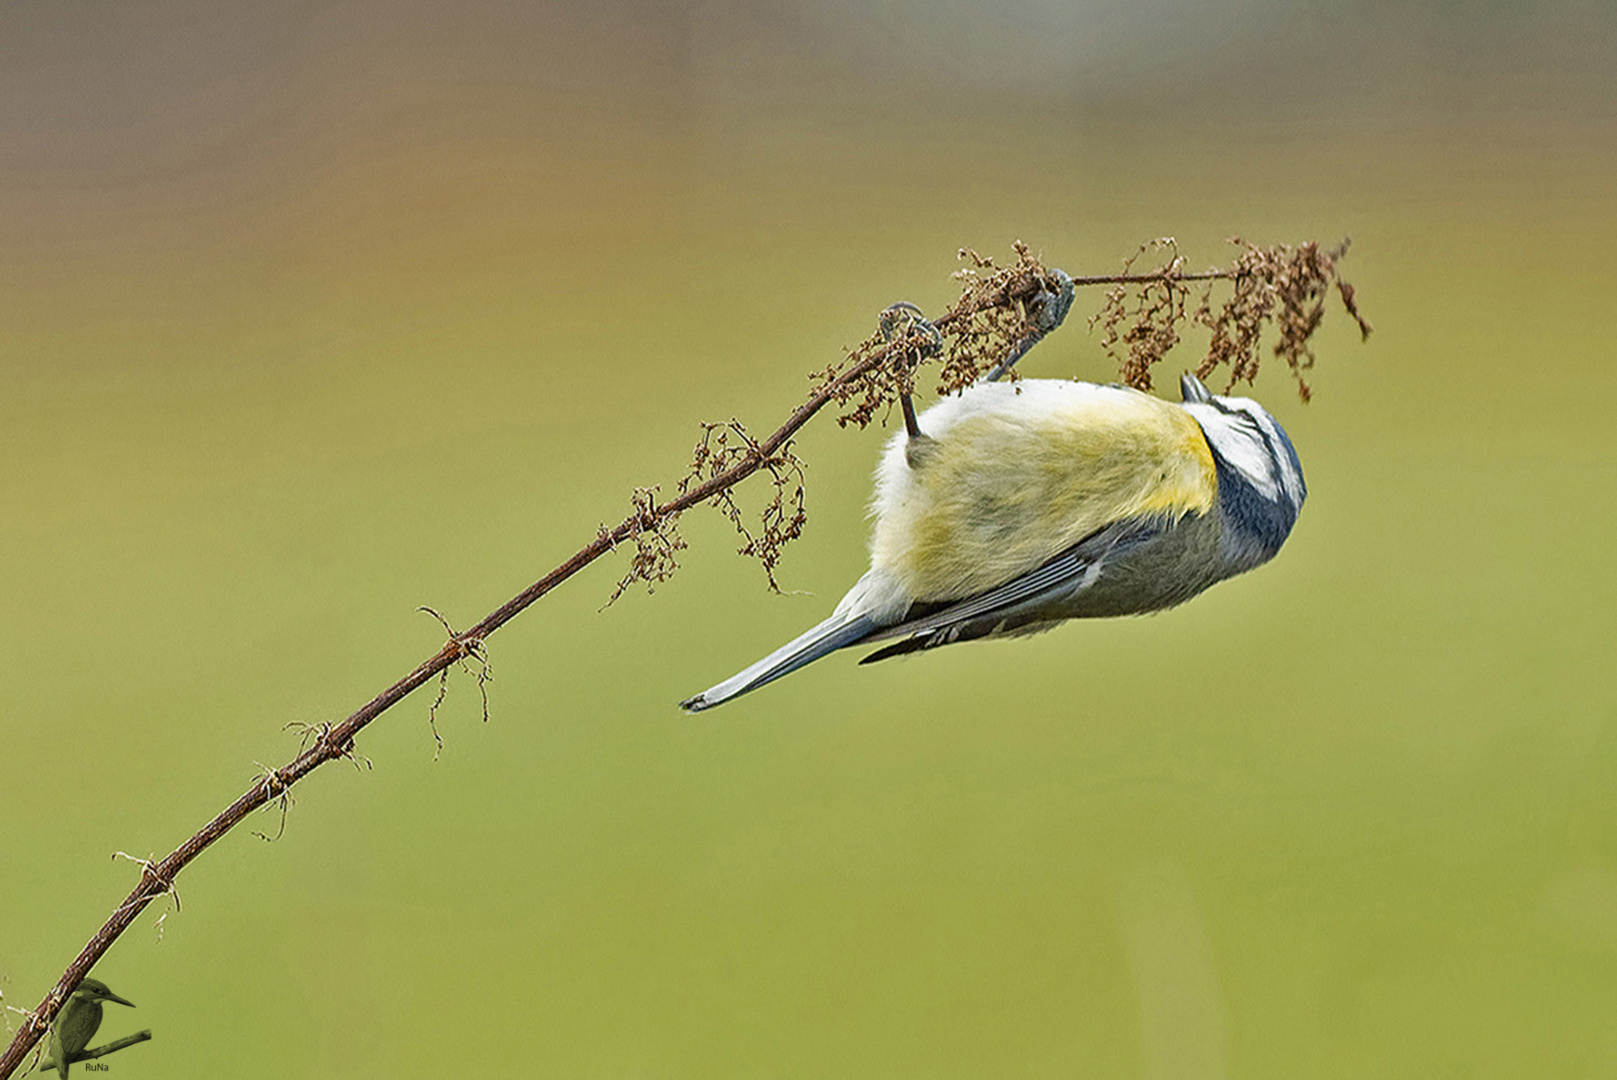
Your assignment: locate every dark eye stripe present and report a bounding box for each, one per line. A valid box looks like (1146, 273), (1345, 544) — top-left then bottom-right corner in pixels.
(1245, 415), (1285, 485)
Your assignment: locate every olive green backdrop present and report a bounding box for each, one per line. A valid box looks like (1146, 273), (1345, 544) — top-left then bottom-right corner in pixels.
(3, 2), (1615, 1076)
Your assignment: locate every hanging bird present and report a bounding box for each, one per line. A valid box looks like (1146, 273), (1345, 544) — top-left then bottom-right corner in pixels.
(680, 372), (1305, 711)
(48, 978), (134, 1078)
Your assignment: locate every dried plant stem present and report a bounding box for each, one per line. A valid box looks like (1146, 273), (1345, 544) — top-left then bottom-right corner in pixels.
(1070, 271), (1229, 285)
(0, 255), (1021, 1080)
(0, 238), (1365, 1079)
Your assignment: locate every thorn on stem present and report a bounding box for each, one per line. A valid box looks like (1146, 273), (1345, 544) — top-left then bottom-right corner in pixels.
(416, 607), (494, 758)
(250, 762), (296, 842)
(111, 851), (181, 942)
(285, 721), (372, 771)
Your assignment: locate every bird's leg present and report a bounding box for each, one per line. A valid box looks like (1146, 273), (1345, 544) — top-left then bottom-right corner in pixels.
(877, 301), (942, 458)
(899, 392), (923, 441)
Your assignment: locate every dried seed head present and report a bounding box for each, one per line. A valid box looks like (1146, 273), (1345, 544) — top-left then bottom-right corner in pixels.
(603, 486), (688, 606)
(1089, 238), (1188, 393)
(681, 421), (808, 594)
(1092, 235), (1371, 400)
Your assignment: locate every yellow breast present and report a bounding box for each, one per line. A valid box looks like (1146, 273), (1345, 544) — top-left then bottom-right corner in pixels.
(869, 381), (1216, 602)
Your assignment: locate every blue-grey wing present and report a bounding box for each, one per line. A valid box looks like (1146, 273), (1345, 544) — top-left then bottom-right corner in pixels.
(858, 517), (1163, 663)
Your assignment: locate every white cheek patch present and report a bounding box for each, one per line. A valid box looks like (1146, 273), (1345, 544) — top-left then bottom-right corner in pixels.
(1214, 424), (1281, 500)
(1184, 399), (1302, 506)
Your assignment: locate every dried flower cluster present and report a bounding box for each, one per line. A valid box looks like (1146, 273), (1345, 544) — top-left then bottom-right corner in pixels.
(1195, 237), (1372, 401)
(603, 421), (810, 601)
(814, 241), (1073, 430)
(1093, 236), (1373, 401)
(603, 486), (688, 605)
(1090, 238), (1192, 393)
(682, 421), (808, 595)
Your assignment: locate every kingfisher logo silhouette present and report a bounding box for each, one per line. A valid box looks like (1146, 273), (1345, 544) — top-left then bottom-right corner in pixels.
(39, 979), (150, 1077)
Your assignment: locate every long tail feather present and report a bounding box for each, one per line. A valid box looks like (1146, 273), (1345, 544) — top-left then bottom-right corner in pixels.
(680, 613), (877, 712)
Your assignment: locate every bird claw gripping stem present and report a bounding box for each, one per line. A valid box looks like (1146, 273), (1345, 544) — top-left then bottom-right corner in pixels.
(877, 301), (945, 357)
(878, 301), (944, 441)
(983, 267), (1074, 383)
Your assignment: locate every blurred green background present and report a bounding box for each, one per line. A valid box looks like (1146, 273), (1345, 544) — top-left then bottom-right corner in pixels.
(3, 2), (1615, 1077)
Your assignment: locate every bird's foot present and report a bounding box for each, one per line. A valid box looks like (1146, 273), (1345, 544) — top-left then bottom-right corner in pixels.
(877, 301), (942, 440)
(982, 267), (1074, 382)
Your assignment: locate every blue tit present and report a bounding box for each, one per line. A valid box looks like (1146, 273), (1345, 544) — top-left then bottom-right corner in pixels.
(680, 372), (1305, 711)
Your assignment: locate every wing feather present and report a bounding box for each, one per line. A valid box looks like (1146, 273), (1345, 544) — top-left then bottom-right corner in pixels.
(859, 518), (1164, 658)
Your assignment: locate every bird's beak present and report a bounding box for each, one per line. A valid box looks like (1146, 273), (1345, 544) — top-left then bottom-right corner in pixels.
(1180, 372), (1213, 404)
(104, 991), (135, 1008)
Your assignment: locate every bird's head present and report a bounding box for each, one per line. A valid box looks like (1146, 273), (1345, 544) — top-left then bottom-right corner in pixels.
(73, 979), (135, 1009)
(1178, 373), (1306, 571)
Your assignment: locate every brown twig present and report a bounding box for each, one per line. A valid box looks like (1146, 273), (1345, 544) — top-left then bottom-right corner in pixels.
(0, 238), (1364, 1079)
